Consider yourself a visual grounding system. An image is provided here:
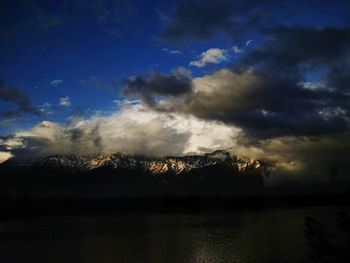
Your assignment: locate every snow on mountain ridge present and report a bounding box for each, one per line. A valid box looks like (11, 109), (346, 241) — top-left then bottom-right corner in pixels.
(0, 150), (271, 176)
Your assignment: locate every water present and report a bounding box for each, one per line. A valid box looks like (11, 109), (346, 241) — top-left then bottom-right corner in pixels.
(0, 207), (347, 263)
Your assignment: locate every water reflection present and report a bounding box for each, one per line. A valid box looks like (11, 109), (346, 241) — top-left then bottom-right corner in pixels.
(0, 208), (346, 263)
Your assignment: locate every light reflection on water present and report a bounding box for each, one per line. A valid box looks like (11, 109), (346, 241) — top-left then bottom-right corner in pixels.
(0, 207), (347, 263)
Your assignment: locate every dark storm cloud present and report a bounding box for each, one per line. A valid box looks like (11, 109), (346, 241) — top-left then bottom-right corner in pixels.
(258, 134), (350, 185)
(0, 122), (103, 159)
(158, 68), (349, 138)
(158, 0), (350, 137)
(1, 110), (22, 119)
(245, 27), (350, 71)
(130, 26), (350, 138)
(70, 128), (85, 142)
(0, 79), (40, 120)
(159, 0), (339, 42)
(8, 136), (53, 159)
(123, 68), (192, 106)
(235, 26), (350, 135)
(160, 0), (276, 41)
(72, 125), (102, 149)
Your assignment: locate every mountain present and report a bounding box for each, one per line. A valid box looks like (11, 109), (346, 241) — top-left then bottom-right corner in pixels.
(0, 150), (270, 176)
(0, 150), (271, 198)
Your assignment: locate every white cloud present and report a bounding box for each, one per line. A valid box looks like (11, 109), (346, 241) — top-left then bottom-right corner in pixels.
(112, 98), (141, 106)
(299, 81), (333, 92)
(245, 40), (252, 46)
(318, 107), (346, 120)
(0, 151), (12, 163)
(39, 102), (53, 114)
(230, 41), (251, 55)
(59, 97), (70, 107)
(0, 105), (241, 159)
(232, 46), (244, 54)
(190, 48), (228, 67)
(162, 48), (183, 55)
(2, 103), (348, 186)
(50, 79), (63, 86)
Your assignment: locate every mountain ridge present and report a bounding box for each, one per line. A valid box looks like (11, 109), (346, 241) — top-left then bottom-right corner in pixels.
(0, 150), (271, 177)
(0, 150), (271, 197)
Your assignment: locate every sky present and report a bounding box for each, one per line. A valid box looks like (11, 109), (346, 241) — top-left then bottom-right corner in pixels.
(0, 0), (350, 185)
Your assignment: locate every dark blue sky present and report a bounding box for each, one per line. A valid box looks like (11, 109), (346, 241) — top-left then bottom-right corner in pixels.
(0, 1), (229, 123)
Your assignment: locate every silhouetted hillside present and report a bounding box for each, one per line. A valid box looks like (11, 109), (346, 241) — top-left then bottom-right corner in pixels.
(0, 150), (269, 198)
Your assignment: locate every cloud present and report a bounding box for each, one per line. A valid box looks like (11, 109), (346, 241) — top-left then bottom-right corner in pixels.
(112, 98), (141, 106)
(159, 0), (339, 43)
(0, 105), (240, 159)
(162, 48), (182, 55)
(232, 46), (244, 54)
(50, 79), (63, 86)
(0, 79), (40, 120)
(123, 67), (192, 106)
(2, 104), (350, 187)
(125, 26), (350, 139)
(1, 102), (350, 187)
(152, 68), (349, 138)
(254, 134), (350, 186)
(59, 97), (71, 107)
(0, 149), (12, 163)
(39, 103), (53, 115)
(159, 0), (270, 41)
(245, 27), (350, 71)
(190, 48), (228, 67)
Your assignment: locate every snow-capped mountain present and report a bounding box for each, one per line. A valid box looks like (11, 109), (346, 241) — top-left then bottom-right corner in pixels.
(0, 150), (270, 177)
(0, 150), (271, 197)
